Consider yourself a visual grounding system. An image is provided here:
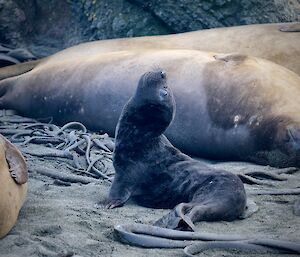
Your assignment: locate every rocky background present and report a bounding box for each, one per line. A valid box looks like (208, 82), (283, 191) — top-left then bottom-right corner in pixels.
(0, 0), (299, 57)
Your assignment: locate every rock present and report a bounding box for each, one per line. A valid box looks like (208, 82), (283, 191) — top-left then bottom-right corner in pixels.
(0, 0), (27, 46)
(0, 0), (299, 57)
(77, 0), (170, 41)
(130, 0), (300, 31)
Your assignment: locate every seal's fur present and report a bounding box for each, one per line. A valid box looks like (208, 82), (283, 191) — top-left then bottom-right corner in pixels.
(108, 70), (246, 230)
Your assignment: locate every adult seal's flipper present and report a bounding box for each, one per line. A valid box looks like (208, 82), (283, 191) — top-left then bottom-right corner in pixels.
(213, 53), (248, 63)
(0, 134), (28, 184)
(279, 22), (300, 32)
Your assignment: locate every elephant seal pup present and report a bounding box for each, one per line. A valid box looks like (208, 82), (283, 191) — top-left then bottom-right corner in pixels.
(107, 70), (246, 230)
(0, 134), (28, 238)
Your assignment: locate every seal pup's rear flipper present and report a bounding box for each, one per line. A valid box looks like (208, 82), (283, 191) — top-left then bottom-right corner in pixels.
(154, 203), (196, 231)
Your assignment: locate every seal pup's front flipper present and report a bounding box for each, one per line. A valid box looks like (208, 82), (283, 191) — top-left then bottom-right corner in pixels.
(106, 174), (132, 209)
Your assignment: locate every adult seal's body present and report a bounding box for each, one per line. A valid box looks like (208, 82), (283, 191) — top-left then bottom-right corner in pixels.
(0, 135), (28, 238)
(48, 22), (300, 75)
(0, 49), (300, 167)
(0, 22), (299, 80)
(108, 70), (246, 230)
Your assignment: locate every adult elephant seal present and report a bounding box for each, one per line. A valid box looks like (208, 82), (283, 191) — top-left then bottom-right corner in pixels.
(0, 22), (299, 80)
(0, 49), (300, 167)
(108, 69), (246, 231)
(0, 134), (28, 238)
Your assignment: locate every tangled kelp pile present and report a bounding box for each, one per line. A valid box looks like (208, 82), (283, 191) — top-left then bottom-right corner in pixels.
(0, 110), (114, 185)
(0, 44), (36, 67)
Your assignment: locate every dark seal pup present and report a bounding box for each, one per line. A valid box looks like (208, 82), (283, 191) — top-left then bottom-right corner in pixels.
(107, 70), (246, 230)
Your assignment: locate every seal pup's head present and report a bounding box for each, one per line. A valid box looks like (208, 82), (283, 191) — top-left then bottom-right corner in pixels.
(134, 69), (172, 106)
(116, 69), (175, 141)
(133, 69), (175, 134)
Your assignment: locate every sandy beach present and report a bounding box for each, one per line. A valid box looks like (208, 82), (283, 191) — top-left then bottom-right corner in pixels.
(0, 112), (299, 257)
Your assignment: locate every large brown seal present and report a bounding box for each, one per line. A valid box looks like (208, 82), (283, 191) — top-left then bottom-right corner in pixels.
(108, 69), (246, 231)
(0, 22), (299, 80)
(0, 49), (300, 167)
(48, 22), (300, 75)
(0, 134), (28, 238)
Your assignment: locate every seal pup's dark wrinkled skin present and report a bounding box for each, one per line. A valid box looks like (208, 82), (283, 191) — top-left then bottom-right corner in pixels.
(108, 70), (246, 230)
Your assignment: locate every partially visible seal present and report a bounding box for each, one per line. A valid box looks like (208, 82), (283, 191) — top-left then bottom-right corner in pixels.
(279, 22), (300, 32)
(107, 70), (246, 230)
(0, 134), (28, 238)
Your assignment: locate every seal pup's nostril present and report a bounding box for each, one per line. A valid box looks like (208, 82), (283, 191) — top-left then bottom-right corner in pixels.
(159, 88), (168, 100)
(160, 71), (166, 79)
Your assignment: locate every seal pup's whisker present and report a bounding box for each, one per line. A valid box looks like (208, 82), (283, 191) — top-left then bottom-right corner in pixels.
(151, 63), (162, 72)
